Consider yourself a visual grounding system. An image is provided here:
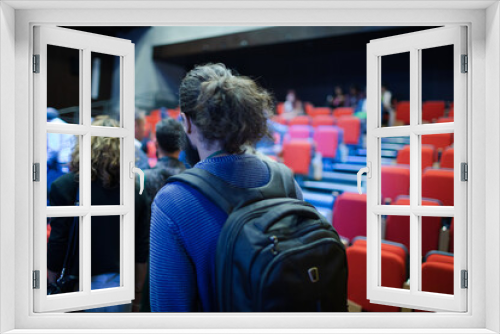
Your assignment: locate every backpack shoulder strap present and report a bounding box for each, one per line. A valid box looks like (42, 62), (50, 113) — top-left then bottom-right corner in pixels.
(167, 159), (297, 214)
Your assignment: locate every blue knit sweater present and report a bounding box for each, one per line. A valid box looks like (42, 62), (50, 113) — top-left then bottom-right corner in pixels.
(150, 154), (282, 312)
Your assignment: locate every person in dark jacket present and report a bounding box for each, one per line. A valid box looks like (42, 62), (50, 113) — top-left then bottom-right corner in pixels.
(138, 118), (186, 312)
(47, 116), (149, 312)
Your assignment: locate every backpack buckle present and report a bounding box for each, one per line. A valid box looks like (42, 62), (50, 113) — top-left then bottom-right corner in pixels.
(308, 267), (320, 283)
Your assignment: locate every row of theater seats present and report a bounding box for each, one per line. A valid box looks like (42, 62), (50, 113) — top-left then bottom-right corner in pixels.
(347, 237), (454, 312)
(332, 193), (454, 255)
(396, 100), (454, 124)
(275, 102), (356, 119)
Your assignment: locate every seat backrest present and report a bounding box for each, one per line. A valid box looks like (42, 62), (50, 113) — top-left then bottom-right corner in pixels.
(332, 192), (366, 241)
(167, 108), (180, 120)
(313, 126), (339, 158)
(336, 116), (360, 145)
(303, 102), (314, 116)
(288, 115), (311, 126)
(397, 144), (437, 168)
(422, 261), (454, 295)
(346, 242), (406, 312)
(312, 115), (336, 128)
(282, 139), (312, 175)
(385, 197), (442, 255)
(333, 107), (354, 119)
(440, 147), (454, 168)
(422, 133), (453, 156)
(422, 168), (454, 206)
(381, 165), (410, 203)
(422, 101), (446, 123)
(425, 251), (454, 265)
(396, 101), (410, 125)
(288, 125), (313, 140)
(309, 107), (331, 117)
(276, 102), (285, 115)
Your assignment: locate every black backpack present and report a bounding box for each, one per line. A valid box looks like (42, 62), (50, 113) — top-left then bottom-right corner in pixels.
(168, 159), (348, 312)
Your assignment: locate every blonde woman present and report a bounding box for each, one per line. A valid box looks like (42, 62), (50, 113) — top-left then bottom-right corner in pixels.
(47, 116), (149, 312)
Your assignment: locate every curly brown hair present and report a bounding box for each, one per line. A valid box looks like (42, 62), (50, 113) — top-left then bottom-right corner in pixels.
(179, 63), (273, 154)
(70, 116), (121, 189)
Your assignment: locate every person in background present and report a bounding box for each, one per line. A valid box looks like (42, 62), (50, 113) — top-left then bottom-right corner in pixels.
(347, 85), (361, 108)
(381, 83), (395, 126)
(149, 63), (303, 312)
(327, 85), (346, 108)
(135, 110), (150, 170)
(47, 107), (76, 197)
(47, 116), (149, 312)
(137, 118), (187, 312)
(282, 89), (304, 120)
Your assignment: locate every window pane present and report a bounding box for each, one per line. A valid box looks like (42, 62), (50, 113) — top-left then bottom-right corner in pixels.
(47, 133), (80, 206)
(47, 44), (80, 125)
(421, 134), (454, 206)
(90, 136), (121, 205)
(381, 215), (409, 292)
(421, 45), (454, 124)
(382, 136), (410, 205)
(47, 216), (81, 295)
(91, 52), (121, 125)
(421, 216), (454, 295)
(90, 215), (121, 291)
(381, 52), (410, 127)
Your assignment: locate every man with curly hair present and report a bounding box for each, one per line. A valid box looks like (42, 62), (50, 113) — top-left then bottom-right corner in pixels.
(149, 63), (302, 312)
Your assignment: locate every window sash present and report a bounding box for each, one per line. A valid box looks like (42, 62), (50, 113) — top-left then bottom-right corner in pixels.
(366, 26), (467, 312)
(33, 25), (136, 313)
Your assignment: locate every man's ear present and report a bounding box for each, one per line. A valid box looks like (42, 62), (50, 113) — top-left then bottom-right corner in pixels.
(181, 112), (192, 134)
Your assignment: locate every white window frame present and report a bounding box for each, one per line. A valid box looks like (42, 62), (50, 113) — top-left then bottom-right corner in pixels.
(33, 26), (136, 312)
(366, 26), (467, 312)
(0, 1), (498, 333)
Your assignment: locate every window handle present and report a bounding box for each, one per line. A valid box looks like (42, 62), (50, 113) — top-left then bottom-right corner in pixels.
(357, 162), (371, 194)
(130, 162), (144, 195)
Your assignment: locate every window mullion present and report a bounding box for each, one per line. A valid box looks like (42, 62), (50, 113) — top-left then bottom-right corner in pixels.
(409, 47), (420, 296)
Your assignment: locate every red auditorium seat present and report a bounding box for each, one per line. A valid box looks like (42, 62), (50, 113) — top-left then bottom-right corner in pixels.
(440, 147), (454, 168)
(288, 115), (311, 126)
(167, 108), (180, 119)
(422, 168), (454, 206)
(385, 197), (442, 256)
(346, 239), (407, 312)
(282, 139), (312, 175)
(396, 101), (410, 125)
(337, 116), (361, 145)
(276, 102), (285, 115)
(146, 140), (157, 159)
(311, 115), (336, 128)
(309, 107), (331, 117)
(422, 101), (446, 123)
(303, 102), (314, 116)
(381, 165), (410, 204)
(287, 125), (313, 140)
(332, 192), (366, 241)
(313, 126), (339, 159)
(422, 133), (453, 158)
(448, 107), (454, 117)
(396, 145), (435, 171)
(271, 114), (288, 125)
(425, 251), (454, 265)
(333, 107), (354, 119)
(422, 252), (454, 295)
